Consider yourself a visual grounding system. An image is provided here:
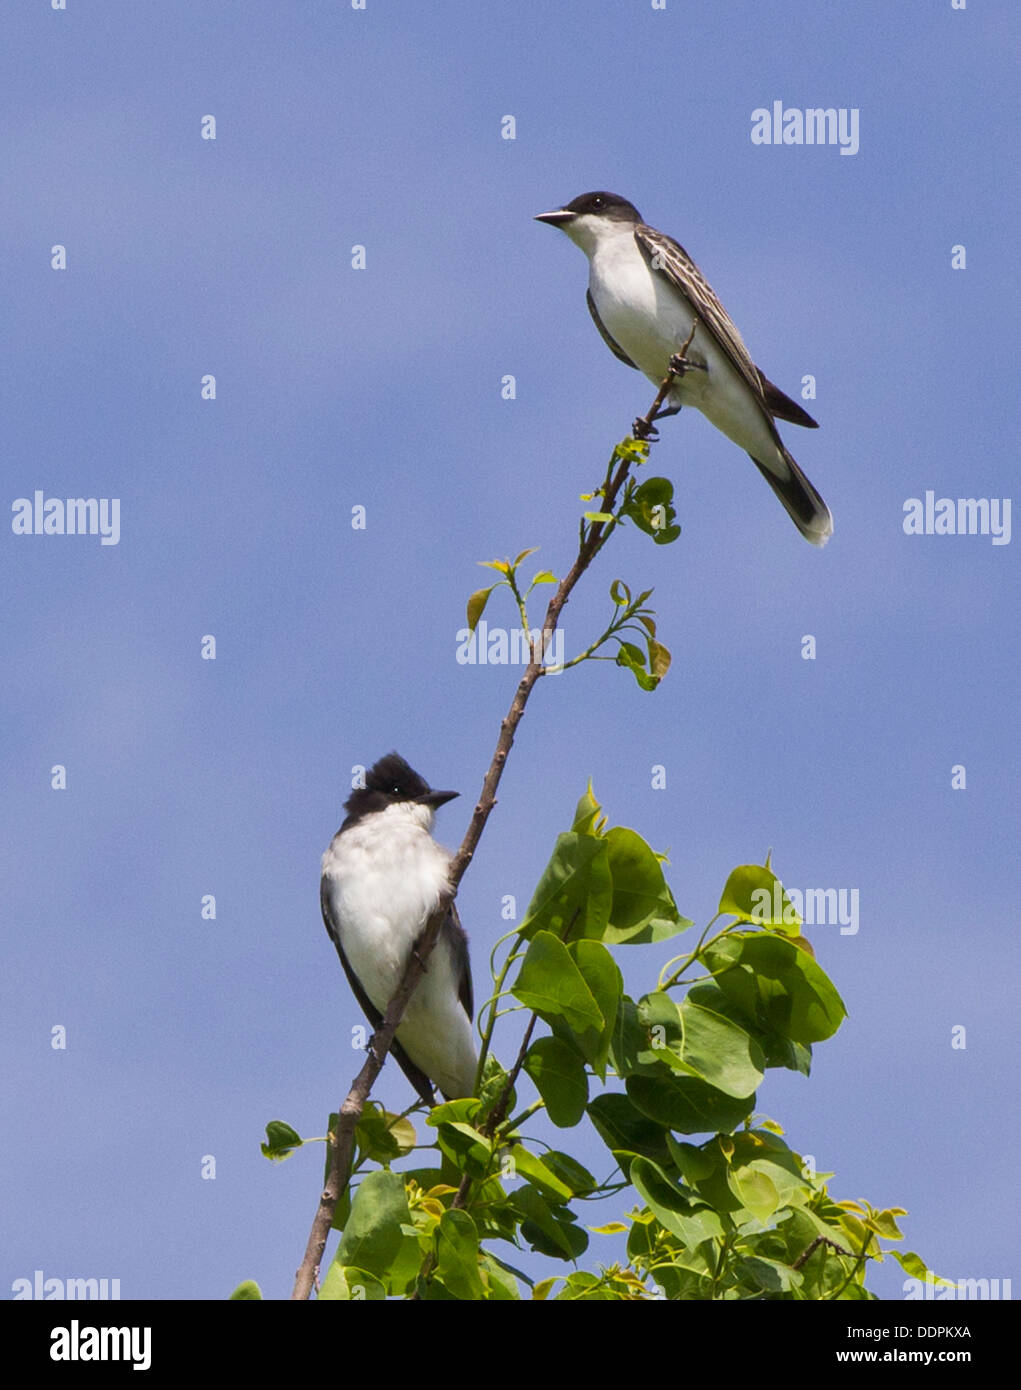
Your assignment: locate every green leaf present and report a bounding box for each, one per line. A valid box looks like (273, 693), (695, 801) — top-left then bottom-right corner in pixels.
(615, 437), (650, 466)
(568, 938), (622, 1076)
(479, 1252), (523, 1300)
(434, 1209), (485, 1300)
(615, 641), (660, 691)
(335, 1170), (414, 1281)
(505, 1144), (574, 1202)
(530, 570), (558, 587)
(584, 511), (615, 524)
(512, 547), (540, 569)
(318, 1265), (386, 1301)
(719, 863), (801, 934)
(512, 931), (603, 1034)
(518, 833), (613, 942)
(542, 1151), (597, 1197)
(728, 1166), (781, 1224)
(686, 981), (814, 1076)
(229, 1280), (263, 1300)
(479, 558), (511, 575)
(626, 1073), (756, 1136)
(587, 1092), (672, 1165)
(636, 992), (765, 1098)
(630, 1157), (726, 1247)
(609, 995), (662, 1079)
(523, 1035), (588, 1127)
(571, 783), (604, 836)
(603, 826), (690, 944)
(705, 932), (847, 1044)
(466, 584), (498, 632)
(609, 578), (632, 606)
(724, 1129), (817, 1217)
(891, 1251), (955, 1287)
(511, 1187), (588, 1261)
(733, 1256), (802, 1295)
(429, 1115), (492, 1180)
(620, 476), (682, 544)
(260, 1120), (302, 1162)
(355, 1105), (416, 1164)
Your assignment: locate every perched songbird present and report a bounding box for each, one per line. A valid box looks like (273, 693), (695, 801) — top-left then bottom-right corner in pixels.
(535, 191), (832, 546)
(320, 752), (477, 1102)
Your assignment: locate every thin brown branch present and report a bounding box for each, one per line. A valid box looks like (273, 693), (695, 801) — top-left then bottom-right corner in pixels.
(290, 363), (685, 1299)
(632, 318), (699, 441)
(791, 1235), (852, 1270)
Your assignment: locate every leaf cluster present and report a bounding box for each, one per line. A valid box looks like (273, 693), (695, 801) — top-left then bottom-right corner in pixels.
(246, 788), (941, 1301)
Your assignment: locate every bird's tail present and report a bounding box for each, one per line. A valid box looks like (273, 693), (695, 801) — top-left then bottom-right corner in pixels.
(750, 447), (833, 547)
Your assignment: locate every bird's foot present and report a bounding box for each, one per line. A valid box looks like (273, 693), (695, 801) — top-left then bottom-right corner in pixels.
(632, 416), (659, 442)
(668, 352), (706, 378)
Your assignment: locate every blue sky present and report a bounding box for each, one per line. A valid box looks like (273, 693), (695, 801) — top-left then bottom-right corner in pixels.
(3, 1), (1018, 1301)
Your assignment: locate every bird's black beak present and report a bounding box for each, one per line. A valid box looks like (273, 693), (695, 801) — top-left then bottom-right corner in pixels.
(418, 788), (459, 809)
(534, 208), (575, 227)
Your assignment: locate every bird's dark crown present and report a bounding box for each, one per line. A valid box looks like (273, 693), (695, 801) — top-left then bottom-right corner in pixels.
(340, 752), (457, 828)
(563, 191), (642, 221)
(362, 752), (429, 801)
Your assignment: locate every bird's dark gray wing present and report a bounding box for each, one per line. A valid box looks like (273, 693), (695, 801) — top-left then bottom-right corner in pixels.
(320, 876), (436, 1106)
(441, 899), (474, 1021)
(634, 223), (777, 415)
(586, 288), (640, 369)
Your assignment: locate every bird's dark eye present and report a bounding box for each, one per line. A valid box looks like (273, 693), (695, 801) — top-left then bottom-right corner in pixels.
(592, 196), (604, 208)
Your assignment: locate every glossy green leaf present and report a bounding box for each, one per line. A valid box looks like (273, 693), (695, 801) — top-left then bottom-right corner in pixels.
(705, 932), (847, 1044)
(517, 833), (613, 942)
(466, 584), (498, 632)
(260, 1119), (302, 1162)
(479, 1252), (523, 1300)
(571, 783), (604, 836)
(620, 476), (682, 544)
(229, 1280), (262, 1300)
(719, 863), (801, 934)
(587, 1092), (672, 1165)
(637, 992), (764, 1098)
(318, 1265), (386, 1301)
(567, 937), (622, 1075)
(355, 1105), (416, 1164)
(523, 1035), (588, 1127)
(335, 1170), (413, 1280)
(542, 1151), (597, 1197)
(505, 1144), (573, 1202)
(604, 827), (690, 944)
(626, 1073), (756, 1136)
(511, 1187), (588, 1261)
(615, 640), (660, 691)
(511, 931), (603, 1035)
(512, 547), (540, 569)
(434, 1209), (485, 1301)
(630, 1157), (726, 1247)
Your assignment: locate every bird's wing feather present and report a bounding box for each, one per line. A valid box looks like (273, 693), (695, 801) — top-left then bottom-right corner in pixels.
(634, 224), (770, 407)
(586, 288), (640, 369)
(443, 899), (474, 1021)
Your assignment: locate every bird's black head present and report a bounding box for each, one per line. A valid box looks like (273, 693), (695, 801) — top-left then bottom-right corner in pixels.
(535, 191), (643, 228)
(341, 752), (459, 827)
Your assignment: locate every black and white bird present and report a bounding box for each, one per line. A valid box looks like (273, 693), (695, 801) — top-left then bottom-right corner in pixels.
(535, 191), (832, 547)
(320, 752), (477, 1103)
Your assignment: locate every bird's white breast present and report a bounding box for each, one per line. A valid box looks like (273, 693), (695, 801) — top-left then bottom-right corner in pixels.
(321, 803), (477, 1097)
(321, 802), (452, 1007)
